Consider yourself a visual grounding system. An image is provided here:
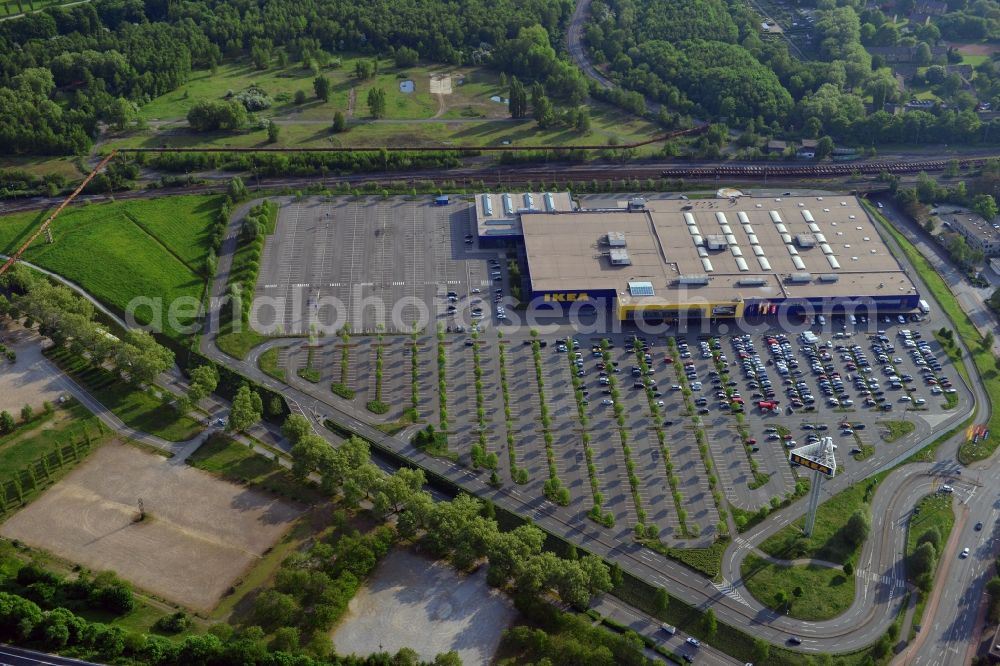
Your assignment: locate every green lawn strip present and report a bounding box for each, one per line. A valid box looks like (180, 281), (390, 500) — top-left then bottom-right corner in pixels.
(409, 330), (420, 413)
(0, 403), (110, 514)
(187, 431), (324, 505)
(217, 199), (280, 358)
(532, 337), (569, 506)
(0, 197), (219, 338)
(759, 470), (887, 564)
(297, 346), (322, 384)
(632, 337), (687, 536)
(905, 493), (956, 640)
(596, 339), (645, 526)
(257, 346), (286, 382)
(45, 347), (203, 442)
(565, 337), (612, 527)
(468, 331), (497, 471)
(498, 338), (527, 483)
(707, 336), (769, 489)
(740, 554), (854, 621)
(864, 202), (995, 464)
(880, 419), (916, 443)
(667, 337), (727, 537)
(366, 331), (389, 414)
(436, 325), (449, 438)
(331, 328), (355, 399)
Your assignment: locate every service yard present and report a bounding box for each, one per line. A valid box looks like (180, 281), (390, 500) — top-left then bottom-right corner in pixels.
(0, 442), (303, 611)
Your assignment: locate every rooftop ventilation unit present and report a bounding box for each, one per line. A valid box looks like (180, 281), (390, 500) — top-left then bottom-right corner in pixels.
(818, 274), (839, 283)
(678, 274), (710, 285)
(524, 193), (534, 209)
(482, 194), (493, 216)
(796, 234), (817, 248)
(705, 235), (727, 250)
(787, 272), (812, 283)
(544, 193), (555, 212)
(739, 277), (768, 286)
(607, 231), (627, 247)
(609, 248), (631, 265)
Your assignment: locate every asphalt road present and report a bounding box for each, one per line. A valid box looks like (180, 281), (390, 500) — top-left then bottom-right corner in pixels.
(0, 645), (104, 665)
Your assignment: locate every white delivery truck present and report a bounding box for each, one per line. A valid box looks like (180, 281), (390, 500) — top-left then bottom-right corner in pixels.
(918, 299), (930, 314)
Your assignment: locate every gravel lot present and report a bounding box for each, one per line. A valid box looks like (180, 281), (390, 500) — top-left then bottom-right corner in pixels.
(332, 548), (518, 665)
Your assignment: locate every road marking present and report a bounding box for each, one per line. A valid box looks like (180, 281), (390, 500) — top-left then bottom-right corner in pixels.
(712, 579), (751, 607)
(329, 283), (341, 287)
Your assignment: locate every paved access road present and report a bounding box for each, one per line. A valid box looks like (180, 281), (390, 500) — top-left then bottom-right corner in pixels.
(0, 645), (104, 665)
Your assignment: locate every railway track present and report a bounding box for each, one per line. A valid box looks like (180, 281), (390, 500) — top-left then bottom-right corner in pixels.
(659, 157), (993, 179)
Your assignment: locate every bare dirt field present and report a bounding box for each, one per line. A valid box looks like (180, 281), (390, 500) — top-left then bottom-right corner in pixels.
(0, 442), (302, 611)
(332, 548), (518, 666)
(946, 42), (1000, 56)
(0, 327), (67, 414)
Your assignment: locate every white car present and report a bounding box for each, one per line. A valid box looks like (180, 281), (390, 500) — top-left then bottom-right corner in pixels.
(960, 547), (970, 559)
(601, 399), (614, 406)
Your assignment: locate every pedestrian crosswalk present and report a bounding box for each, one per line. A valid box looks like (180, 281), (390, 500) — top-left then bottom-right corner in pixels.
(713, 579), (751, 607)
(855, 568), (905, 589)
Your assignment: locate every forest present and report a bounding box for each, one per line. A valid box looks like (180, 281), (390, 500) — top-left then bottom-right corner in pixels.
(0, 0), (584, 155)
(584, 0), (1000, 148)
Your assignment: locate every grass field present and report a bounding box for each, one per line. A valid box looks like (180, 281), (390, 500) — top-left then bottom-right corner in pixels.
(880, 419), (916, 443)
(187, 432), (324, 505)
(759, 471), (886, 564)
(0, 0), (67, 17)
(0, 196), (221, 337)
(740, 555), (854, 620)
(0, 403), (99, 482)
(863, 203), (996, 464)
(0, 156), (83, 181)
(258, 346), (286, 382)
(46, 347), (203, 442)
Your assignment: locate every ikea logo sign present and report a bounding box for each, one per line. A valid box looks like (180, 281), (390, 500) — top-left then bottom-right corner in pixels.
(543, 293), (590, 302)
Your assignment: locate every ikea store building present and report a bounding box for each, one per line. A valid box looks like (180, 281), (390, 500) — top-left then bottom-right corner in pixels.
(474, 192), (920, 322)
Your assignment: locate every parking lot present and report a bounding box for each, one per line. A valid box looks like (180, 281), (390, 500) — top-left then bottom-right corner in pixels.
(256, 195), (969, 546)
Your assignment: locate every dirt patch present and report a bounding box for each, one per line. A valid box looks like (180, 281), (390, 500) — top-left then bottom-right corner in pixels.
(0, 327), (68, 414)
(332, 548), (517, 665)
(0, 443), (302, 611)
(429, 73), (452, 95)
(946, 42), (1000, 56)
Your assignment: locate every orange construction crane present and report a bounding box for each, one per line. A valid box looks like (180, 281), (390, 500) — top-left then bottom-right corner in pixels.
(0, 150), (119, 277)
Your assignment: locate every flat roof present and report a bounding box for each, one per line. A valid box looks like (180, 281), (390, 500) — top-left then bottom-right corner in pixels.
(475, 192), (574, 237)
(940, 210), (1000, 244)
(521, 196), (917, 307)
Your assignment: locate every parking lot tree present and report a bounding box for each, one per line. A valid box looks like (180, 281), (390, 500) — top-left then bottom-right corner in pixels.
(228, 384), (263, 433)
